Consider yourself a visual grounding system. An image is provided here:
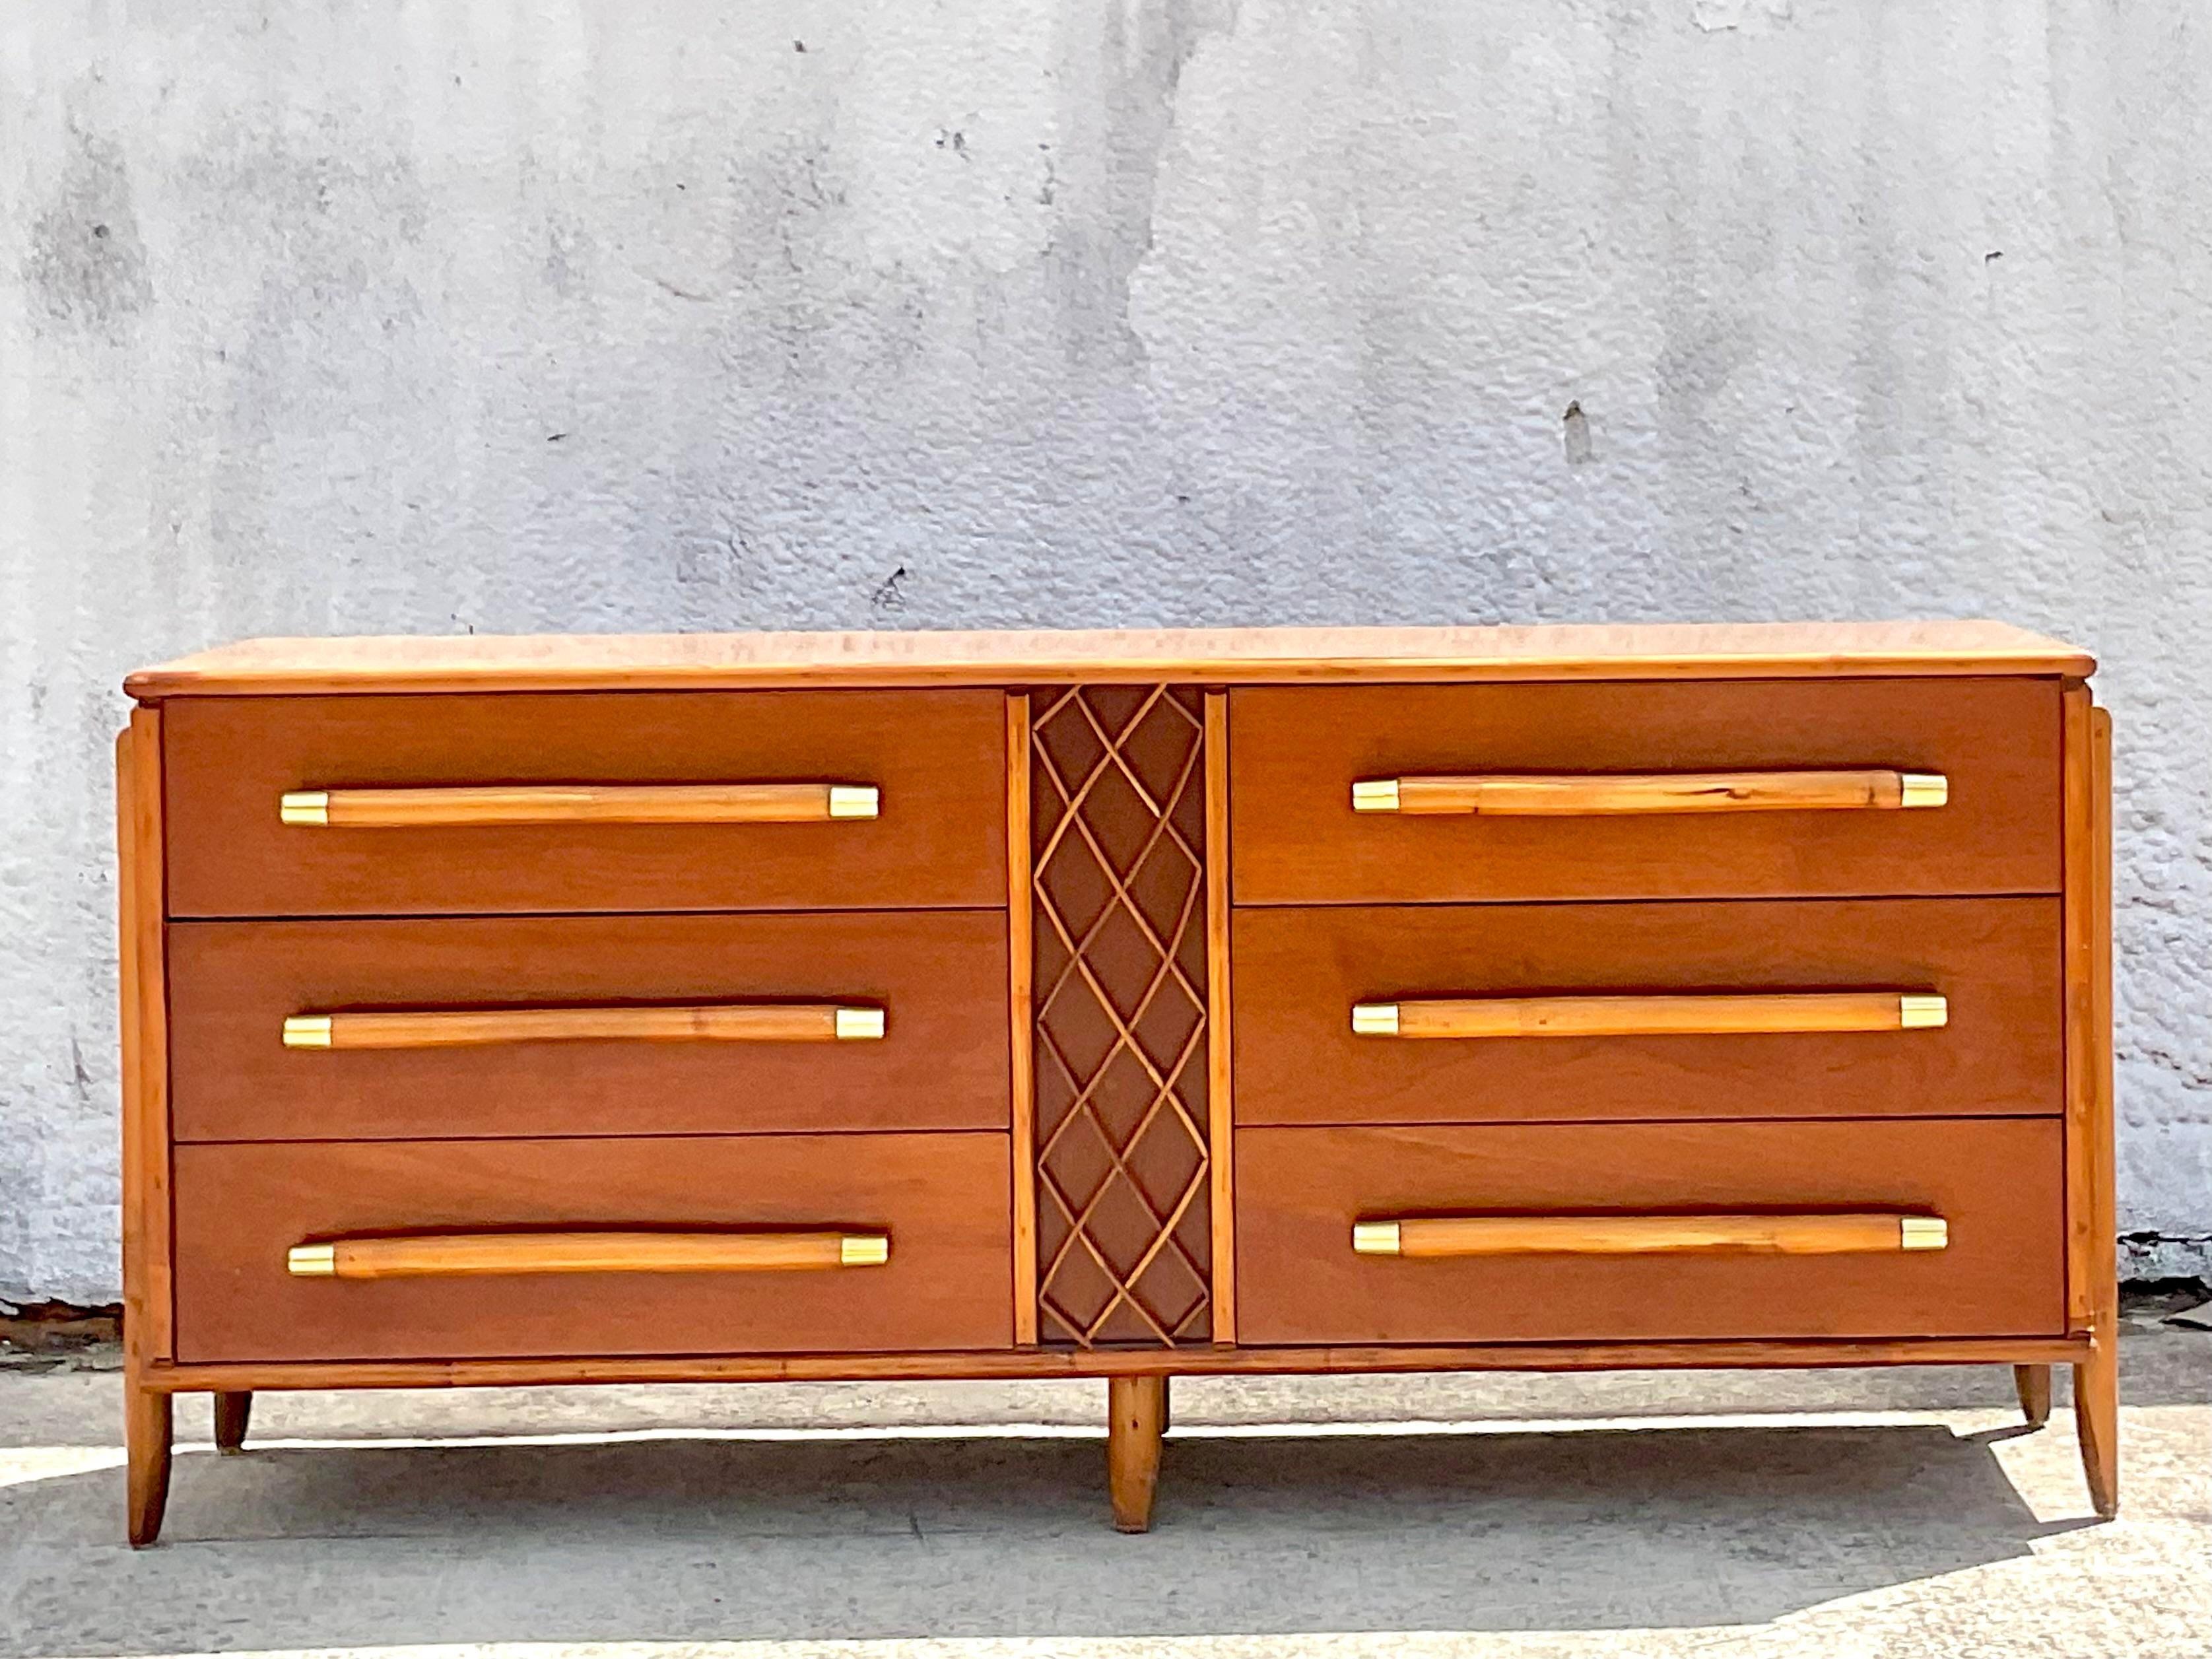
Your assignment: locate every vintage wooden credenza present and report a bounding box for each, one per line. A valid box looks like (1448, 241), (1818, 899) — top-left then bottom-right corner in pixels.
(115, 621), (2116, 1545)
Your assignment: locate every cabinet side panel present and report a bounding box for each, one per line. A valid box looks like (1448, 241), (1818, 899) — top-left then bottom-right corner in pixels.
(2062, 684), (2108, 1334)
(2061, 691), (2115, 1339)
(118, 708), (173, 1365)
(1032, 687), (1212, 1346)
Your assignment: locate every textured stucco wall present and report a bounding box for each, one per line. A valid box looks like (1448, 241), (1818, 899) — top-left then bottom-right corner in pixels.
(3, 1), (2207, 1303)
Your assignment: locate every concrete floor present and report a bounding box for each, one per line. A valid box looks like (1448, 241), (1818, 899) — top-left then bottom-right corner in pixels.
(2, 1328), (2207, 1658)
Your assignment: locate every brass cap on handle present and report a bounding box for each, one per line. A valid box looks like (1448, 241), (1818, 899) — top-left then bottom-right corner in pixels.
(1351, 1003), (1401, 1036)
(839, 1233), (890, 1267)
(1352, 1221), (1403, 1256)
(1898, 773), (1948, 809)
(279, 792), (331, 826)
(833, 1007), (887, 1040)
(282, 1015), (334, 1049)
(1898, 1217), (1949, 1252)
(1897, 994), (1949, 1030)
(286, 1243), (337, 1276)
(1351, 779), (1401, 813)
(827, 786), (880, 820)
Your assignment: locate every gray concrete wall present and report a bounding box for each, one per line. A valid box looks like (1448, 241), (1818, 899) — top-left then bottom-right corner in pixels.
(3, 1), (2207, 1303)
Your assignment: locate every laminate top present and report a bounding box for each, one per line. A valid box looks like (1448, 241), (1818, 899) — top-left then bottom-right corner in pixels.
(125, 619), (2093, 698)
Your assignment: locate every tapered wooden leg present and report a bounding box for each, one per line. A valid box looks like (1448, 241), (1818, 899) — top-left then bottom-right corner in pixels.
(2074, 1339), (2119, 1519)
(1108, 1374), (1166, 1533)
(213, 1390), (252, 1454)
(2013, 1364), (2052, 1429)
(126, 1386), (172, 1547)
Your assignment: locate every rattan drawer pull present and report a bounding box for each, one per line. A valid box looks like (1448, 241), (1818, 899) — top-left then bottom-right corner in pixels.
(279, 782), (879, 827)
(1351, 992), (1947, 1039)
(1351, 770), (1947, 815)
(1351, 1213), (1949, 1258)
(286, 1230), (890, 1279)
(282, 1003), (886, 1049)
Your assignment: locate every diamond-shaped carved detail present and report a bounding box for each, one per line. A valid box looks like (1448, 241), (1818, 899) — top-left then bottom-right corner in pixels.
(1032, 686), (1211, 1347)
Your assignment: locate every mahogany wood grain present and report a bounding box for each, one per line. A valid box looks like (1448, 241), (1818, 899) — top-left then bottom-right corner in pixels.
(1236, 1120), (2065, 1345)
(1234, 898), (2061, 1126)
(144, 1332), (2092, 1392)
(1362, 768), (1939, 816)
(168, 911), (1009, 1141)
(1230, 678), (2063, 903)
(213, 1391), (251, 1452)
(1007, 694), (1039, 1345)
(125, 621), (2093, 699)
(162, 689), (1003, 916)
(172, 1134), (1012, 1362)
(2014, 1365), (2052, 1429)
(1107, 1374), (1166, 1532)
(1355, 1213), (1943, 1259)
(1360, 992), (1943, 1040)
(290, 1230), (888, 1279)
(1204, 691), (1236, 1343)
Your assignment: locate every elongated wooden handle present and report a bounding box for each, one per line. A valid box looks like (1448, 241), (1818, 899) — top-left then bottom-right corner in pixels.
(1351, 992), (1947, 1038)
(279, 782), (879, 827)
(1351, 770), (1947, 815)
(1352, 1213), (1949, 1258)
(286, 1230), (891, 1279)
(282, 1003), (886, 1049)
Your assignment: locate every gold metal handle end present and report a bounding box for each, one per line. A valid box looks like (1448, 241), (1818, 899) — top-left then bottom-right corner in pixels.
(1351, 779), (1401, 813)
(1899, 772), (1949, 809)
(282, 1015), (334, 1049)
(839, 1233), (891, 1267)
(1898, 994), (1949, 1030)
(279, 791), (331, 826)
(833, 1007), (887, 1041)
(1351, 1003), (1402, 1037)
(828, 785), (880, 820)
(1352, 1221), (1403, 1256)
(1899, 1217), (1949, 1252)
(286, 1243), (337, 1277)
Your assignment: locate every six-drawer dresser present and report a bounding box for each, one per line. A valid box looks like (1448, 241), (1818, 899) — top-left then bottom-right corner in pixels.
(116, 621), (2116, 1545)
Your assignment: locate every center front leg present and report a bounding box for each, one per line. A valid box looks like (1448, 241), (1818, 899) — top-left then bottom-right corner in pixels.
(1107, 1374), (1167, 1532)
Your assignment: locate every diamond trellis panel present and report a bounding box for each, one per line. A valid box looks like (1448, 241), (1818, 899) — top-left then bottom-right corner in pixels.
(1031, 685), (1212, 1347)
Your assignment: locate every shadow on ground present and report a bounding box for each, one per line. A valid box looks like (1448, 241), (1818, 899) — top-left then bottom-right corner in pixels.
(1, 1421), (2093, 1652)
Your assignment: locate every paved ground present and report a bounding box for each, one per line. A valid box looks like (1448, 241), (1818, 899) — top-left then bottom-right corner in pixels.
(2, 1327), (2207, 1658)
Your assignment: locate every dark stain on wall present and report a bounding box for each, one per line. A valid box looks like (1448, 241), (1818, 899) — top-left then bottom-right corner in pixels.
(1048, 0), (1240, 368)
(22, 127), (153, 335)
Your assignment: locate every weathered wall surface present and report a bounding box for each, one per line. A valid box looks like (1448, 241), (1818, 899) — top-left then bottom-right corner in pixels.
(3, 1), (2207, 1301)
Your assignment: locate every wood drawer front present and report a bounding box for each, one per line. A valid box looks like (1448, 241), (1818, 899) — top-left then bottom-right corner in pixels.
(162, 689), (1004, 916)
(1236, 1120), (2064, 1345)
(168, 911), (1010, 1141)
(1228, 678), (2061, 904)
(172, 1134), (1013, 1362)
(1232, 898), (2061, 1126)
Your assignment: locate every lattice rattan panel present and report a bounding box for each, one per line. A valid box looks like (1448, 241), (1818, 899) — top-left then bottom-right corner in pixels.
(1031, 686), (1211, 1347)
